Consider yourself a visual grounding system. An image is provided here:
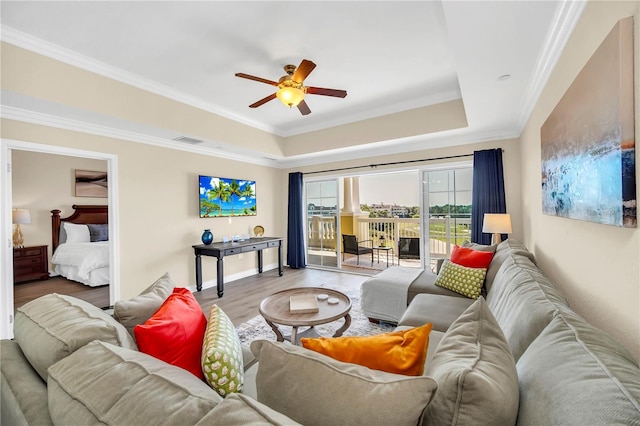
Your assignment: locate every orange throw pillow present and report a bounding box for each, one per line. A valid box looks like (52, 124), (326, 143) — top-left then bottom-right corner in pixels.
(450, 245), (494, 269)
(301, 323), (432, 376)
(134, 287), (207, 379)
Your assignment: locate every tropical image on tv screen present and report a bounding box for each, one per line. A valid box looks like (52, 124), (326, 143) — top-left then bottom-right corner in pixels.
(199, 175), (257, 217)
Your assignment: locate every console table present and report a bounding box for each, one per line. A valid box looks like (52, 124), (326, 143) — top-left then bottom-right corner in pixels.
(192, 237), (284, 297)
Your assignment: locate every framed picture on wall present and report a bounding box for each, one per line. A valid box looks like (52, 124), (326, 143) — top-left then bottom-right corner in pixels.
(75, 170), (108, 198)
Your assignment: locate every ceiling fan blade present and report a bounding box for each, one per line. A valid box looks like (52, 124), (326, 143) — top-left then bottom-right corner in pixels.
(292, 59), (316, 83)
(297, 100), (311, 115)
(249, 93), (277, 108)
(306, 86), (347, 98)
(235, 73), (278, 86)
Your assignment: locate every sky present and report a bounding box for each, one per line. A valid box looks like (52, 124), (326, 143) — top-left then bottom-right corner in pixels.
(358, 171), (420, 206)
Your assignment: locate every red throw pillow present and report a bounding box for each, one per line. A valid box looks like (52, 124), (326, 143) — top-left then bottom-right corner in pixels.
(134, 287), (207, 379)
(450, 245), (494, 269)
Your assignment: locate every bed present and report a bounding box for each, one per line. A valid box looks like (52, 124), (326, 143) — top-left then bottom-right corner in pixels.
(51, 205), (109, 287)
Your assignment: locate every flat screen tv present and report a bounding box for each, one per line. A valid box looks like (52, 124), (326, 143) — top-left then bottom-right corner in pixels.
(199, 175), (257, 218)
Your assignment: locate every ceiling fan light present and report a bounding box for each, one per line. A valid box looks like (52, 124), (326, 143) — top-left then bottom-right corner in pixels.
(276, 86), (305, 108)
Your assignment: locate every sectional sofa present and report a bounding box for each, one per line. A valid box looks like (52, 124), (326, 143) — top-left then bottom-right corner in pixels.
(365, 238), (640, 424)
(1, 239), (639, 425)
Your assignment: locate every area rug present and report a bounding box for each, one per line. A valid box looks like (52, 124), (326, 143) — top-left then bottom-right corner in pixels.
(236, 284), (395, 344)
(341, 255), (391, 271)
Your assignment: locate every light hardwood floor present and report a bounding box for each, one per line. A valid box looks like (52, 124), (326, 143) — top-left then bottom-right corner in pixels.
(14, 268), (369, 326)
(14, 277), (110, 311)
(194, 267), (369, 325)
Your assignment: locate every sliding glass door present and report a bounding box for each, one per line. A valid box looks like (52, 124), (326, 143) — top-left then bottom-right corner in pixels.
(305, 179), (340, 268)
(422, 167), (473, 271)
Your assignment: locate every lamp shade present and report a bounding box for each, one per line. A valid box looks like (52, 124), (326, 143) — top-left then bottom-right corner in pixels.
(12, 209), (31, 225)
(482, 213), (512, 234)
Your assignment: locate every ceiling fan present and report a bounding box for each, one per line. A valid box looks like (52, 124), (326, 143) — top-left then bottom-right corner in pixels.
(235, 59), (347, 115)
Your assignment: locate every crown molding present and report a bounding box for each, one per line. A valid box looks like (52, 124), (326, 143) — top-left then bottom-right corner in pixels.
(515, 0), (587, 133)
(276, 127), (519, 169)
(2, 103), (520, 171)
(0, 105), (278, 167)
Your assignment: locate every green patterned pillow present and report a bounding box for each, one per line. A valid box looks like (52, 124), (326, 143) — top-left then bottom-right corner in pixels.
(434, 259), (486, 299)
(202, 305), (244, 397)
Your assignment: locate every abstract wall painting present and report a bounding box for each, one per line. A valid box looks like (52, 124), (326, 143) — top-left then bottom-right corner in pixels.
(199, 175), (257, 218)
(541, 17), (636, 227)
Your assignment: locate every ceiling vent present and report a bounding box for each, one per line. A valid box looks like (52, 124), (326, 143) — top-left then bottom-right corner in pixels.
(173, 136), (204, 144)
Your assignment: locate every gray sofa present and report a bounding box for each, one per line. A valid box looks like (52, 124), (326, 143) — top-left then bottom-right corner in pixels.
(2, 240), (639, 425)
(1, 284), (295, 425)
(365, 238), (640, 424)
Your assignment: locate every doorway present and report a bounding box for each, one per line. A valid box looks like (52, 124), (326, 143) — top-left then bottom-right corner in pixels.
(1, 139), (119, 340)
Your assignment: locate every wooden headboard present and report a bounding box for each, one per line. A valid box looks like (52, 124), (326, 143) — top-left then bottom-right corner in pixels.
(51, 205), (108, 251)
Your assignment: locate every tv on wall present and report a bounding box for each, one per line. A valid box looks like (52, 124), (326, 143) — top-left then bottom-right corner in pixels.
(199, 175), (257, 218)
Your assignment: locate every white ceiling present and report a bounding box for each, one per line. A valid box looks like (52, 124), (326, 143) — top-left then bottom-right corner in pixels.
(0, 1), (584, 166)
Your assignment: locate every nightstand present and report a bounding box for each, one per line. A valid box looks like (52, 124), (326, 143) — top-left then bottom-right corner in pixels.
(14, 245), (49, 283)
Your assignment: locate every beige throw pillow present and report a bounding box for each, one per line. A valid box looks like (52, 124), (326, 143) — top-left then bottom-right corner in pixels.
(424, 297), (519, 425)
(14, 293), (136, 381)
(48, 340), (222, 425)
(250, 340), (437, 426)
(113, 272), (175, 337)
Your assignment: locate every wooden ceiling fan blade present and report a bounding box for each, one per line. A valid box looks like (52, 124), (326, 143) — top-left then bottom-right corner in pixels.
(235, 73), (278, 86)
(249, 93), (277, 108)
(292, 59), (316, 83)
(297, 100), (311, 115)
(306, 86), (347, 98)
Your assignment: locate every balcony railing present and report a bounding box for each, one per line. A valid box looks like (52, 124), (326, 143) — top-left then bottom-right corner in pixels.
(307, 216), (338, 250)
(307, 215), (471, 261)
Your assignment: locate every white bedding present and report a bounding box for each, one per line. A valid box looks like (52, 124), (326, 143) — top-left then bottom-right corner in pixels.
(52, 241), (109, 287)
(54, 264), (109, 287)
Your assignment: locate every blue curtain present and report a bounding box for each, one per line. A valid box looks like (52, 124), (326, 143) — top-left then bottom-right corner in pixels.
(471, 149), (506, 244)
(287, 172), (306, 268)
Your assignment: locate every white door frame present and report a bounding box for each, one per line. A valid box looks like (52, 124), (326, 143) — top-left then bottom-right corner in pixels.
(1, 139), (119, 339)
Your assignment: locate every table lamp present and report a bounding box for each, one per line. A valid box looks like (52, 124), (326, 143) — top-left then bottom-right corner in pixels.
(12, 208), (31, 248)
(482, 213), (512, 245)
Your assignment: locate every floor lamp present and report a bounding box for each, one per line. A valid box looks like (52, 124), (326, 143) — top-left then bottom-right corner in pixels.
(482, 213), (512, 245)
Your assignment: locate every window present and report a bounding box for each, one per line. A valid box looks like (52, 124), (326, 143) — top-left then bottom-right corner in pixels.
(423, 167), (473, 269)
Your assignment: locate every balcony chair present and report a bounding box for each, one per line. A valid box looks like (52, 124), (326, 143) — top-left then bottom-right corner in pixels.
(341, 234), (373, 265)
(398, 237), (420, 259)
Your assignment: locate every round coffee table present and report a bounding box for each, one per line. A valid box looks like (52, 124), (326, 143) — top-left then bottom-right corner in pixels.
(259, 287), (352, 345)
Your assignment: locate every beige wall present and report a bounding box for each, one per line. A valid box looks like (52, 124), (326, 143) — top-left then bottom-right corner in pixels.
(519, 0), (640, 359)
(12, 150), (107, 264)
(4, 119), (284, 300)
(283, 100), (468, 157)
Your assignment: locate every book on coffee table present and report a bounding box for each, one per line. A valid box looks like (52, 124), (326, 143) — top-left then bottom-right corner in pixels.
(290, 294), (320, 314)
